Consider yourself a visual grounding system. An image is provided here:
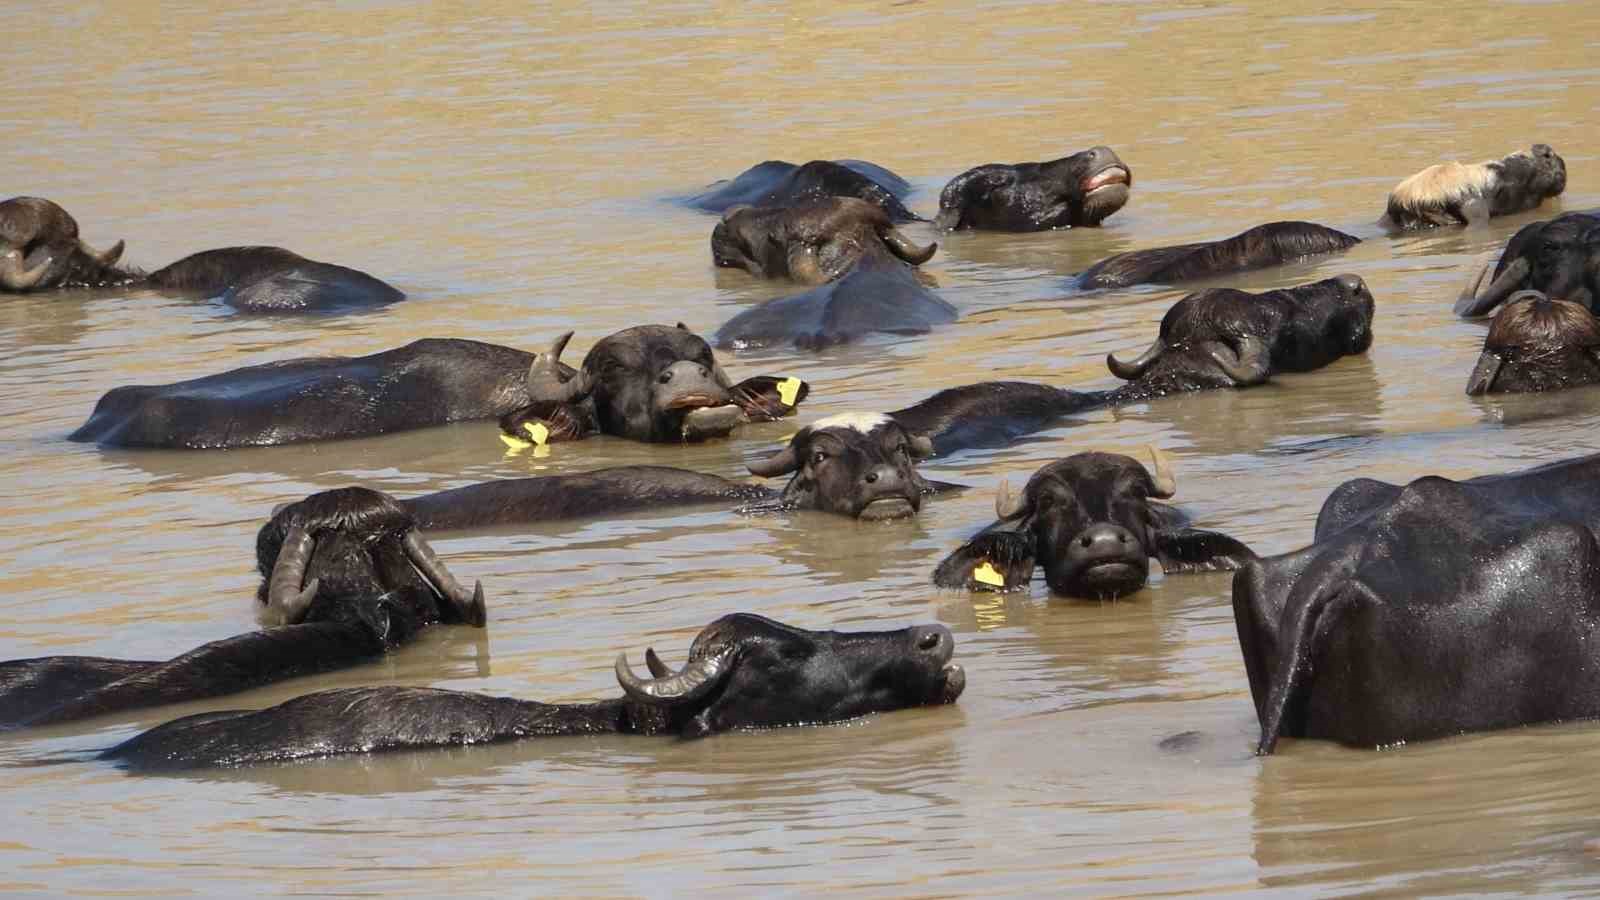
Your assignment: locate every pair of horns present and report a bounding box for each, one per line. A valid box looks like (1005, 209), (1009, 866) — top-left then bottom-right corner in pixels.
(746, 427), (934, 478)
(1456, 256), (1531, 318)
(1107, 337), (1165, 380)
(991, 445), (1178, 519)
(615, 642), (739, 705)
(528, 331), (592, 404)
(264, 524), (487, 627)
(0, 238), (123, 291)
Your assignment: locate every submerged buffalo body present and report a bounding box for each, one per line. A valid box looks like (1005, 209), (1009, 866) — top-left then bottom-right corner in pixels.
(1075, 221), (1361, 290)
(888, 381), (1109, 458)
(1235, 454), (1600, 753)
(686, 159), (917, 222)
(1456, 212), (1600, 318)
(935, 145), (1132, 232)
(1383, 143), (1566, 230)
(0, 488), (483, 729)
(711, 197), (936, 284)
(1466, 291), (1600, 395)
(714, 261), (957, 350)
(933, 448), (1254, 598)
(104, 613), (967, 770)
(0, 197), (402, 312)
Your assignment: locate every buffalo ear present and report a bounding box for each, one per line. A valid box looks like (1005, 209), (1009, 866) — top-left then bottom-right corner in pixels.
(1152, 529), (1256, 574)
(932, 529), (1036, 592)
(728, 375), (810, 420)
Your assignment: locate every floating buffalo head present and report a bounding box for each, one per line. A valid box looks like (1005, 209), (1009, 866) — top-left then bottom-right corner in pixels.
(933, 448), (1254, 598)
(747, 412), (935, 520)
(1105, 275), (1375, 395)
(0, 196), (127, 292)
(1466, 290), (1600, 395)
(934, 145), (1132, 232)
(257, 487), (486, 637)
(614, 613), (965, 738)
(1385, 143), (1566, 230)
(711, 197), (937, 285)
(1457, 212), (1600, 317)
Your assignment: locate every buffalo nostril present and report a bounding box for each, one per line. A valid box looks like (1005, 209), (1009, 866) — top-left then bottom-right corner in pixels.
(1119, 533), (1129, 543)
(1080, 535), (1092, 548)
(659, 372), (672, 384)
(918, 631), (941, 651)
(865, 471), (878, 483)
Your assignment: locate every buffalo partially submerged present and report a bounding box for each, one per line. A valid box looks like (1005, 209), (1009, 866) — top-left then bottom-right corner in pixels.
(1104, 275), (1376, 398)
(0, 196), (402, 312)
(1465, 290), (1600, 395)
(714, 260), (957, 350)
(1235, 453), (1600, 753)
(409, 413), (948, 529)
(934, 145), (1132, 232)
(1382, 143), (1566, 230)
(1456, 212), (1600, 318)
(711, 197), (937, 284)
(887, 381), (1108, 458)
(933, 448), (1254, 598)
(686, 159), (917, 222)
(0, 488), (484, 729)
(104, 613), (967, 770)
(72, 325), (805, 449)
(1075, 221), (1361, 290)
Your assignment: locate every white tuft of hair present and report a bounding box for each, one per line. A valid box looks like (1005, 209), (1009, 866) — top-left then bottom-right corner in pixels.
(1389, 160), (1498, 208)
(810, 412), (891, 433)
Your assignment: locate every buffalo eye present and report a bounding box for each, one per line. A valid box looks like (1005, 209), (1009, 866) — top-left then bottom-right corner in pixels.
(658, 370), (673, 384)
(811, 449), (828, 466)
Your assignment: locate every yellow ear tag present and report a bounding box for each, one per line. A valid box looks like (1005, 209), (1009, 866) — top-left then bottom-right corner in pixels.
(523, 421), (550, 446)
(973, 561), (1006, 587)
(499, 433), (532, 452)
(777, 377), (802, 407)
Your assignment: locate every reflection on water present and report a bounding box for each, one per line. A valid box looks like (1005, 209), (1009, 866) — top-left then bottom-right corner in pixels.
(5, 0), (1600, 894)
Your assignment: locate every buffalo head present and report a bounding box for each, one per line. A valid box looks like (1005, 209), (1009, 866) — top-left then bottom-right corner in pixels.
(1457, 212), (1600, 317)
(712, 197), (936, 285)
(1466, 290), (1600, 395)
(0, 196), (126, 292)
(934, 145), (1132, 232)
(747, 413), (935, 520)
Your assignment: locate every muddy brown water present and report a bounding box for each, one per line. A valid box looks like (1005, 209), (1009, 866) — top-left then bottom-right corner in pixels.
(5, 1), (1600, 895)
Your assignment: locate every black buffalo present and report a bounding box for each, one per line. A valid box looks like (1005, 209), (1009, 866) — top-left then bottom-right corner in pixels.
(933, 448), (1254, 598)
(0, 196), (402, 312)
(887, 381), (1108, 458)
(1074, 221), (1361, 290)
(1466, 291), (1600, 395)
(1382, 143), (1566, 230)
(934, 145), (1132, 232)
(104, 613), (966, 770)
(714, 260), (957, 350)
(685, 159), (917, 222)
(1456, 212), (1600, 318)
(711, 197), (937, 284)
(0, 488), (484, 729)
(1235, 453), (1600, 753)
(409, 413), (948, 530)
(1104, 275), (1376, 398)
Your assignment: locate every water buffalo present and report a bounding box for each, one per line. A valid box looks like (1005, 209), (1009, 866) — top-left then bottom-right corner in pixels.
(1466, 291), (1600, 395)
(1104, 275), (1375, 399)
(1456, 212), (1600, 318)
(104, 613), (967, 770)
(72, 326), (803, 449)
(933, 448), (1254, 598)
(1382, 143), (1566, 230)
(1074, 221), (1361, 290)
(934, 145), (1132, 232)
(410, 413), (950, 529)
(887, 381), (1108, 458)
(685, 159), (917, 222)
(0, 196), (402, 312)
(711, 197), (937, 284)
(1234, 453), (1600, 753)
(0, 488), (484, 729)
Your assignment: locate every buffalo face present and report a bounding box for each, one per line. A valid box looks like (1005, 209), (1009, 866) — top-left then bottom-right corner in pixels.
(712, 197), (936, 285)
(1457, 213), (1600, 317)
(581, 324), (746, 442)
(1466, 291), (1600, 395)
(257, 487), (485, 635)
(934, 146), (1132, 232)
(934, 448), (1255, 598)
(0, 196), (126, 292)
(614, 613), (965, 738)
(1497, 143), (1567, 211)
(747, 413), (935, 520)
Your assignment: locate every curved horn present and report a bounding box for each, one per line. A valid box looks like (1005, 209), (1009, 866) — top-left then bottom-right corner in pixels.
(1106, 338), (1165, 380)
(994, 478), (1027, 519)
(266, 524), (320, 624)
(1146, 445), (1177, 499)
(0, 249), (51, 291)
(1205, 336), (1271, 386)
(527, 330), (592, 404)
(1465, 350), (1505, 396)
(880, 226), (938, 265)
(787, 247), (827, 285)
(644, 647), (672, 678)
(79, 238), (124, 268)
(615, 644), (737, 705)
(1455, 256), (1531, 318)
(747, 441), (801, 478)
(402, 530), (486, 627)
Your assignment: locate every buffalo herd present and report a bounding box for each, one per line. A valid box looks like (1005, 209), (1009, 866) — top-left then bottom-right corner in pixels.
(6, 136), (1600, 769)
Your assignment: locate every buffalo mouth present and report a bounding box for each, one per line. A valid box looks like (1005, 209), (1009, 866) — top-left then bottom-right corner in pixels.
(1050, 558), (1149, 600)
(662, 392), (728, 412)
(858, 497), (917, 521)
(937, 663), (967, 704)
(679, 403), (744, 440)
(1082, 165), (1132, 195)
